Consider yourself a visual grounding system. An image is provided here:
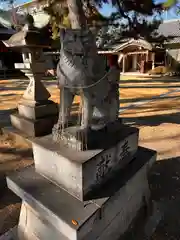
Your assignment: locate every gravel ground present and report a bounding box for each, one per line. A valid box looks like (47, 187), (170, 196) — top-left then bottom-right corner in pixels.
(0, 77), (180, 125)
(0, 132), (33, 235)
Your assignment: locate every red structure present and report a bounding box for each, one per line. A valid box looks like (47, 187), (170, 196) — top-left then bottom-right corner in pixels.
(107, 55), (119, 67)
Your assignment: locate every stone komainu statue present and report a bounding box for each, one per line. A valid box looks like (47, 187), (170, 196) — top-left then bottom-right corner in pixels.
(52, 28), (120, 141)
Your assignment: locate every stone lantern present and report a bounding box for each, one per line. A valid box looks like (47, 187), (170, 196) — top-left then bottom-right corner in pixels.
(3, 18), (58, 137)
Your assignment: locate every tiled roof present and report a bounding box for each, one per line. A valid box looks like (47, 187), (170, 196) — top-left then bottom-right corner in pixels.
(159, 20), (180, 37)
(98, 39), (153, 53)
(158, 19), (180, 44)
(99, 20), (180, 51)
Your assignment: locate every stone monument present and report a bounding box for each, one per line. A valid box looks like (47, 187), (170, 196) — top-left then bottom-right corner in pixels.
(6, 28), (157, 240)
(3, 15), (58, 137)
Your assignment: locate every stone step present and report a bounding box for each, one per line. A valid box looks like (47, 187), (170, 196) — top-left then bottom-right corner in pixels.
(32, 123), (139, 201)
(6, 146), (156, 240)
(10, 112), (57, 137)
(18, 202), (72, 240)
(18, 101), (58, 121)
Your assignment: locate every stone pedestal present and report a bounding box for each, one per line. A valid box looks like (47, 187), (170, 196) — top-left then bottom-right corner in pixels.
(5, 121), (157, 240)
(11, 48), (58, 137)
(32, 123), (139, 201)
(6, 146), (156, 240)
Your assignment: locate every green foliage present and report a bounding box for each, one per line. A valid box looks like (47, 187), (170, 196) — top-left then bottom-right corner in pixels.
(39, 0), (110, 39)
(163, 0), (180, 16)
(97, 16), (166, 49)
(38, 0), (164, 40)
(2, 0), (164, 42)
(163, 0), (177, 9)
(97, 0), (164, 47)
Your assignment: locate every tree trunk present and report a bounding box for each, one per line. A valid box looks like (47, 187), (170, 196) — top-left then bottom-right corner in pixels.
(66, 0), (87, 29)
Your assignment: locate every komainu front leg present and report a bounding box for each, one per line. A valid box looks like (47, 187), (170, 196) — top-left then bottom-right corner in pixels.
(81, 90), (93, 130)
(52, 88), (74, 142)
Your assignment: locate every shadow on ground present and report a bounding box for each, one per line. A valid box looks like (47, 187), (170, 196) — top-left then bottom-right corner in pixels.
(119, 77), (180, 89)
(120, 85), (180, 89)
(150, 157), (180, 239)
(122, 156), (180, 240)
(0, 188), (21, 236)
(121, 94), (180, 104)
(120, 77), (180, 84)
(123, 111), (180, 127)
(0, 79), (57, 91)
(0, 109), (17, 128)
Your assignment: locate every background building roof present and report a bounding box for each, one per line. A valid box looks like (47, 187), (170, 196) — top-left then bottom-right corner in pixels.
(158, 19), (180, 44)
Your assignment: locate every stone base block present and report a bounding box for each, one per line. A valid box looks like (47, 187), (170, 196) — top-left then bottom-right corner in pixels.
(6, 147), (156, 240)
(10, 113), (57, 137)
(54, 119), (124, 151)
(32, 124), (139, 201)
(18, 101), (58, 120)
(17, 202), (68, 240)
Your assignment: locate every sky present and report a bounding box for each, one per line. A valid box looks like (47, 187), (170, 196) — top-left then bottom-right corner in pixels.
(0, 0), (180, 20)
(156, 0), (180, 19)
